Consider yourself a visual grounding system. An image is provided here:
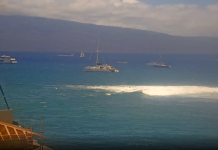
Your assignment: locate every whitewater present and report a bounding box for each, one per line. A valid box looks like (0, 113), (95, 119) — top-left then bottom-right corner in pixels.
(67, 85), (218, 99)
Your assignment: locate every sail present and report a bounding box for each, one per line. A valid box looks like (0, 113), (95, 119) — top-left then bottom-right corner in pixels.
(80, 52), (84, 57)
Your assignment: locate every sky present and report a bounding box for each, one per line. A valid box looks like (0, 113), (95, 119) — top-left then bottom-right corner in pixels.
(0, 0), (218, 37)
(142, 0), (218, 6)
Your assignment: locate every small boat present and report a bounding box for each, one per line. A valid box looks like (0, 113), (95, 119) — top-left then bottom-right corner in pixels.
(0, 55), (17, 64)
(117, 61), (128, 64)
(147, 51), (171, 68)
(153, 62), (171, 68)
(80, 52), (85, 57)
(83, 66), (111, 72)
(84, 34), (119, 73)
(58, 54), (74, 56)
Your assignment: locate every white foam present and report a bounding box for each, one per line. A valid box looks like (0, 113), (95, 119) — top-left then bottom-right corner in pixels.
(66, 85), (218, 99)
(105, 93), (111, 96)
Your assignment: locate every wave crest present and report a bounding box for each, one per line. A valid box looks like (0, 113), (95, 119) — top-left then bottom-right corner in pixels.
(66, 85), (218, 98)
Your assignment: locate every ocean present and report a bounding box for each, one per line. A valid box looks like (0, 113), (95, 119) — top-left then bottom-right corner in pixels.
(0, 52), (218, 150)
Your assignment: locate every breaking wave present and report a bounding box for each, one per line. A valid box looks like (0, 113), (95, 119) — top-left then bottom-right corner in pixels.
(66, 85), (218, 99)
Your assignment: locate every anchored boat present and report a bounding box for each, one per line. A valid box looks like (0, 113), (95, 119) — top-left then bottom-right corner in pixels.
(0, 55), (17, 64)
(84, 34), (119, 72)
(80, 52), (85, 57)
(147, 51), (171, 68)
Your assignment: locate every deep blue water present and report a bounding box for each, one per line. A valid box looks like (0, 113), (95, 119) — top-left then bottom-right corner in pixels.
(0, 52), (218, 150)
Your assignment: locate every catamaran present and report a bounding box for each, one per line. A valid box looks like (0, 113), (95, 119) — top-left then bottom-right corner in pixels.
(154, 52), (171, 68)
(80, 52), (85, 57)
(147, 51), (171, 68)
(154, 62), (171, 68)
(83, 35), (119, 72)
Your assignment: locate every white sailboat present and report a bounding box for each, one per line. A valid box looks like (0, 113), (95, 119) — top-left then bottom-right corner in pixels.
(153, 52), (171, 68)
(80, 52), (85, 57)
(147, 51), (171, 68)
(83, 35), (119, 72)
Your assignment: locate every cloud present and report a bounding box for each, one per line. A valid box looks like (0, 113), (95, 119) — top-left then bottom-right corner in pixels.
(122, 0), (138, 4)
(0, 0), (218, 37)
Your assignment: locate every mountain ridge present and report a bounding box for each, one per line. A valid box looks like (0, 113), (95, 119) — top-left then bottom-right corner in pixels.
(0, 15), (217, 53)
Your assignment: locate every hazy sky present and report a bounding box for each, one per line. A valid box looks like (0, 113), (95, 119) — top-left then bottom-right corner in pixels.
(0, 0), (218, 37)
(141, 0), (218, 5)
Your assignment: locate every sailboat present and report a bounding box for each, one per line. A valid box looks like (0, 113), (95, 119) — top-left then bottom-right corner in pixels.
(153, 52), (171, 68)
(80, 52), (85, 57)
(83, 34), (119, 72)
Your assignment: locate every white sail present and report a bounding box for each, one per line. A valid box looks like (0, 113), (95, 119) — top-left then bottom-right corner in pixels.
(80, 52), (84, 57)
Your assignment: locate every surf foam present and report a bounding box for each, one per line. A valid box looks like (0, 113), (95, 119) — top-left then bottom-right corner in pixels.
(66, 85), (218, 99)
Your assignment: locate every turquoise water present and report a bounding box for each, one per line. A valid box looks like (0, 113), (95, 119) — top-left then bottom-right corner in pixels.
(0, 52), (218, 149)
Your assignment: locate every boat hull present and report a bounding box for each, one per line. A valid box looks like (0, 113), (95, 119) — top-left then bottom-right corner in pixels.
(83, 67), (111, 72)
(0, 55), (17, 64)
(83, 69), (111, 72)
(154, 65), (171, 68)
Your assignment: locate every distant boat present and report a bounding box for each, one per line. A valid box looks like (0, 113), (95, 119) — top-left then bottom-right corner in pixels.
(0, 55), (17, 64)
(154, 52), (171, 68)
(80, 52), (85, 57)
(58, 54), (74, 57)
(147, 51), (171, 68)
(117, 61), (128, 64)
(84, 34), (119, 72)
(154, 62), (171, 68)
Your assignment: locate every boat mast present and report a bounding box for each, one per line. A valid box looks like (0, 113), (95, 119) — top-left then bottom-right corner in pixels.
(96, 34), (99, 65)
(157, 49), (162, 63)
(159, 53), (162, 63)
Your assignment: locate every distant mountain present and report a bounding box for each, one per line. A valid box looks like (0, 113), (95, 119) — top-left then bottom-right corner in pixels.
(0, 15), (217, 53)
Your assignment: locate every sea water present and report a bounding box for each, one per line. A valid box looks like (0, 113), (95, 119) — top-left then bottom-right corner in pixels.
(0, 52), (218, 149)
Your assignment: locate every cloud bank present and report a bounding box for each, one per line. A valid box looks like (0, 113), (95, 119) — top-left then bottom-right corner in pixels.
(0, 0), (218, 37)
